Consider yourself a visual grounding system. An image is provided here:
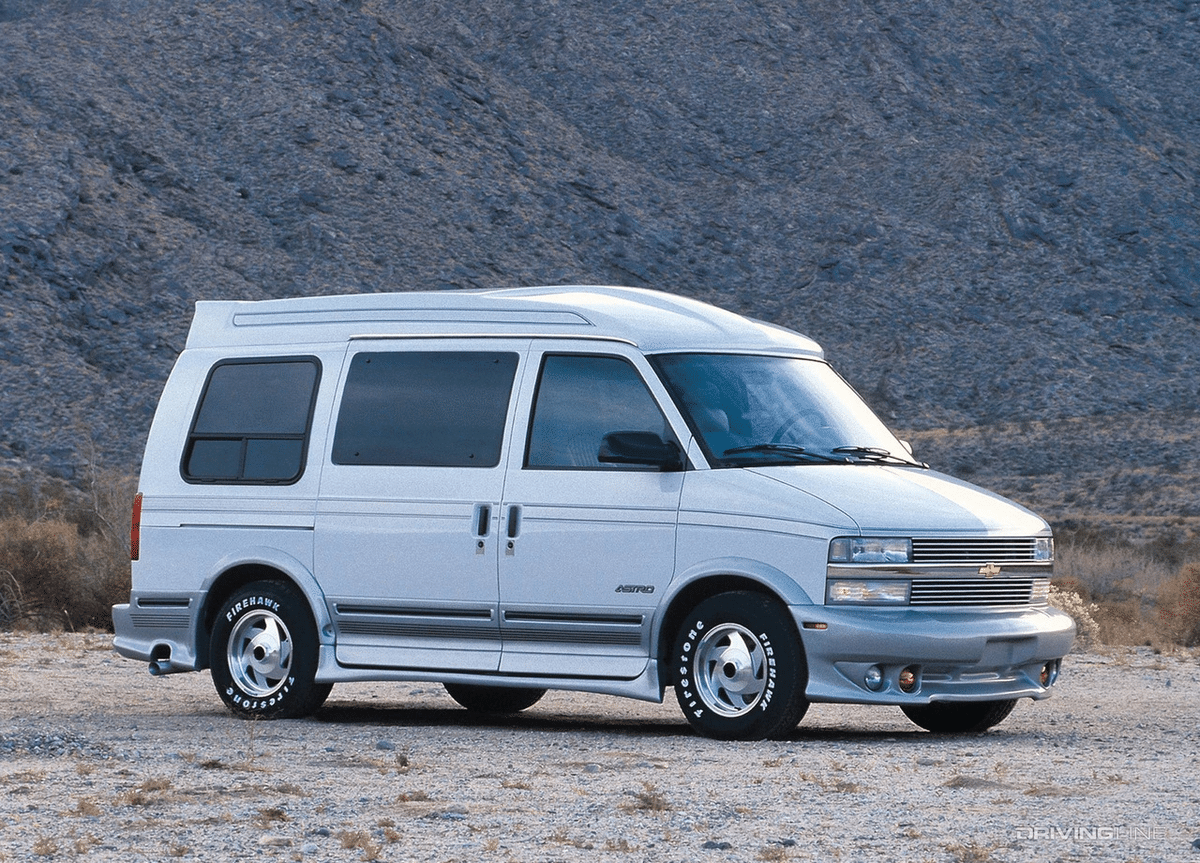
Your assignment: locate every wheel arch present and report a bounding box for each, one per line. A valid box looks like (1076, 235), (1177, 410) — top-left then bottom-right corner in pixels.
(196, 548), (330, 669)
(654, 559), (814, 687)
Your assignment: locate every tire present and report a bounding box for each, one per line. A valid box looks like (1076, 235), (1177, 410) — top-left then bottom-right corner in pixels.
(443, 683), (546, 714)
(210, 580), (331, 720)
(672, 591), (809, 740)
(901, 699), (1017, 733)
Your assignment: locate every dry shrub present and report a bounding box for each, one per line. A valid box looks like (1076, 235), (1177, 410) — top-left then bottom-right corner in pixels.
(338, 830), (383, 860)
(0, 470), (134, 631)
(1156, 566), (1200, 646)
(1047, 585), (1100, 648)
(627, 782), (671, 812)
(1054, 532), (1175, 603)
(1053, 529), (1199, 646)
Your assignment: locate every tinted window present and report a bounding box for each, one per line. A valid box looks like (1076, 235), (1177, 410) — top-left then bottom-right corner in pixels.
(526, 355), (675, 469)
(332, 352), (518, 467)
(183, 358), (320, 483)
(652, 353), (913, 468)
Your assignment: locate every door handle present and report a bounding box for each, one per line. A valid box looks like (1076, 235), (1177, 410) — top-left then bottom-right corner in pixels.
(505, 505), (521, 556)
(474, 504), (491, 555)
(474, 504), (492, 537)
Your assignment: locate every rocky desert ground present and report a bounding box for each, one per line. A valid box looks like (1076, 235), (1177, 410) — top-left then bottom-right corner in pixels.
(1, 633), (1197, 862)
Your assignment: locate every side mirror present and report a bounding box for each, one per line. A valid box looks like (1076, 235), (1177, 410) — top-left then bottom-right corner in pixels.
(598, 431), (683, 471)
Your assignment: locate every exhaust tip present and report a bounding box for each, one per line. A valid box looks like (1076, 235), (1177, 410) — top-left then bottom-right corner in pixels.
(148, 657), (172, 676)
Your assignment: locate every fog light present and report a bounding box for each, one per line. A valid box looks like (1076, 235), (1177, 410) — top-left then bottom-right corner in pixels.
(864, 665), (884, 691)
(1040, 661), (1059, 687)
(898, 666), (918, 693)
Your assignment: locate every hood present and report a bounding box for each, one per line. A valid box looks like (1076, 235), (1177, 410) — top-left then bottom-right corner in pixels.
(750, 465), (1049, 536)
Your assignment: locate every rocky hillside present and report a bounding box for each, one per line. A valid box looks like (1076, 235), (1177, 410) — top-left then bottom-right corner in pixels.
(2, 0), (1198, 539)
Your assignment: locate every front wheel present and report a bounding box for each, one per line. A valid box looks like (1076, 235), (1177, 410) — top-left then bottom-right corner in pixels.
(673, 591), (809, 740)
(210, 580), (331, 719)
(443, 683), (546, 714)
(901, 699), (1017, 733)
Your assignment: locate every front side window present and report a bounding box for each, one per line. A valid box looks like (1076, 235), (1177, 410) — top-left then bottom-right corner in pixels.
(652, 353), (919, 468)
(526, 354), (677, 470)
(183, 358), (320, 483)
(332, 351), (518, 467)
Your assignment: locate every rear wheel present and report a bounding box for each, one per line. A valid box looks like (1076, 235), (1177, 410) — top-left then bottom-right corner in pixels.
(443, 683), (546, 714)
(901, 699), (1017, 733)
(210, 580), (331, 719)
(673, 591), (808, 740)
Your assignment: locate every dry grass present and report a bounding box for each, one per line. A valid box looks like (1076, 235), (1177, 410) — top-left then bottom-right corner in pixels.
(625, 782), (671, 812)
(944, 841), (996, 863)
(337, 830), (383, 860)
(1156, 565), (1200, 646)
(757, 845), (790, 862)
(74, 798), (103, 817)
(1054, 532), (1200, 646)
(32, 836), (59, 856)
(255, 806), (290, 827)
(0, 470), (134, 632)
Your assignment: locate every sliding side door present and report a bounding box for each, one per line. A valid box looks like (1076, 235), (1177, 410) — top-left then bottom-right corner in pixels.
(314, 340), (526, 672)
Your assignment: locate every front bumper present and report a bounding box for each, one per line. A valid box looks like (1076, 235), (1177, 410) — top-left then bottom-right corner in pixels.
(793, 605), (1076, 705)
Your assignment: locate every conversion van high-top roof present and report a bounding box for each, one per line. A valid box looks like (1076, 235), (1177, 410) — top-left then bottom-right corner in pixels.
(113, 286), (1074, 740)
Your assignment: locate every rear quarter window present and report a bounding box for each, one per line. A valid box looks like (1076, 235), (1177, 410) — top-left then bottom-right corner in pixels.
(182, 357), (321, 484)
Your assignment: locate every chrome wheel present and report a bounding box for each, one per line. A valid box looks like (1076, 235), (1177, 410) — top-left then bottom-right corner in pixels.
(227, 609), (293, 698)
(694, 622), (769, 718)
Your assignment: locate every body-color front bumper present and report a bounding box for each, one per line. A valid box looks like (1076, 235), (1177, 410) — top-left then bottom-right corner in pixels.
(794, 604), (1076, 704)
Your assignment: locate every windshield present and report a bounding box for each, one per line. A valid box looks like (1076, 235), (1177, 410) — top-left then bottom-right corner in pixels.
(652, 354), (920, 468)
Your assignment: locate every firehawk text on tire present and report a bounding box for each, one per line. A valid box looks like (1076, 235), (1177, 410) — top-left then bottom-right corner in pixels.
(673, 591), (809, 740)
(210, 580), (331, 720)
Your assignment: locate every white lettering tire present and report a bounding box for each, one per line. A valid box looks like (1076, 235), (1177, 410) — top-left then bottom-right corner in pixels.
(210, 580), (331, 720)
(673, 591), (808, 740)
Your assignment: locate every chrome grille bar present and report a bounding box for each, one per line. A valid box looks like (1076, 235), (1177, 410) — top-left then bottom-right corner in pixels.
(912, 538), (1038, 563)
(910, 578), (1046, 606)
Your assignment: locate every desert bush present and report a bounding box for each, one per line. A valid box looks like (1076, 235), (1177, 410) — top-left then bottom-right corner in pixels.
(1054, 527), (1200, 646)
(1053, 531), (1175, 603)
(1046, 585), (1100, 649)
(0, 469), (134, 632)
(1156, 566), (1200, 647)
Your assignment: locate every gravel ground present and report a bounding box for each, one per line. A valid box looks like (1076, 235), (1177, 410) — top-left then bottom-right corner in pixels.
(1, 633), (1197, 863)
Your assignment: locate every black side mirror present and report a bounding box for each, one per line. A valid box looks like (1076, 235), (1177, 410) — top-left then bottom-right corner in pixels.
(598, 431), (683, 471)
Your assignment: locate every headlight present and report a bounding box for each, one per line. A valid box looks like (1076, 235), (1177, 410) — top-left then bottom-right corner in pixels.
(1033, 537), (1054, 561)
(828, 537), (913, 564)
(825, 579), (911, 604)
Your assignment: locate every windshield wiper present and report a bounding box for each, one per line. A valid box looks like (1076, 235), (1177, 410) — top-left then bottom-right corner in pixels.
(831, 445), (926, 468)
(723, 444), (849, 464)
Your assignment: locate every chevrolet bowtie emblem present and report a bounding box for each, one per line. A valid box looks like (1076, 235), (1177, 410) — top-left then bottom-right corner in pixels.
(979, 563), (1002, 577)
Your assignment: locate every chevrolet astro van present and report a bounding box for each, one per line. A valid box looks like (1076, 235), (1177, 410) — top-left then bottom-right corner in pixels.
(113, 286), (1074, 740)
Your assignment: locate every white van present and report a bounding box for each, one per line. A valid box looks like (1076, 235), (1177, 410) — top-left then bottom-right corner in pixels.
(113, 286), (1074, 740)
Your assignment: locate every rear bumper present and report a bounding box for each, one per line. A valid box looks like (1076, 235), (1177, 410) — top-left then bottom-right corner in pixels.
(111, 599), (202, 674)
(794, 605), (1076, 705)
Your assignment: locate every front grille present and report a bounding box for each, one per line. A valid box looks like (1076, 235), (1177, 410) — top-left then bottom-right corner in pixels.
(910, 578), (1049, 607)
(912, 538), (1039, 563)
